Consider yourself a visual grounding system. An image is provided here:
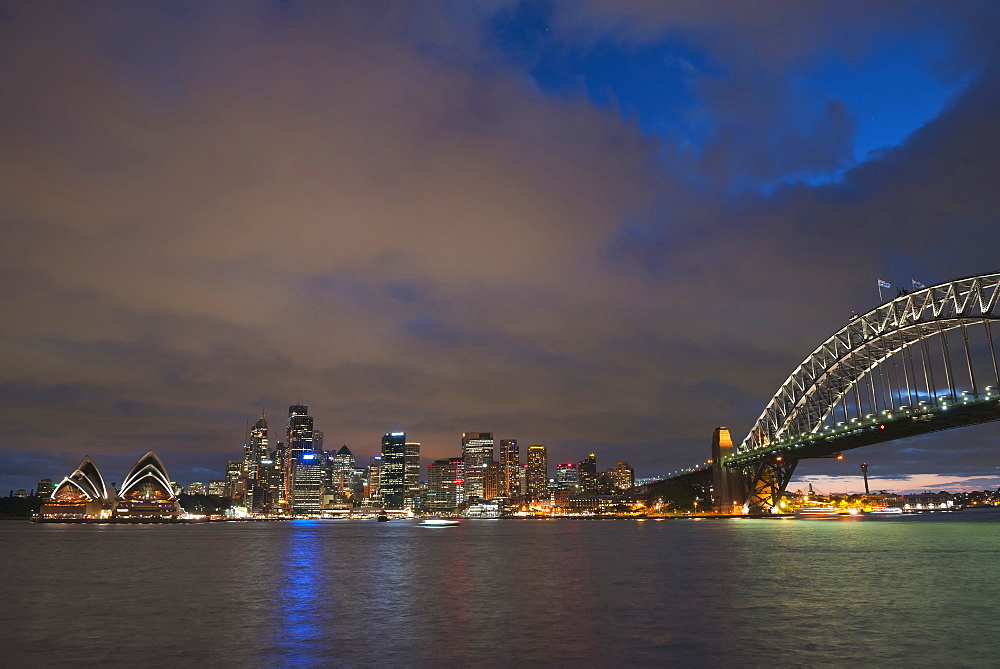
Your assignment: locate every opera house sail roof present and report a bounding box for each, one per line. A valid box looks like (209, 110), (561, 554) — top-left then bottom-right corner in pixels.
(38, 451), (182, 522)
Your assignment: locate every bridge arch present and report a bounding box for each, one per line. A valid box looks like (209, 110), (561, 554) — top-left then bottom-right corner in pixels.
(740, 273), (1000, 454)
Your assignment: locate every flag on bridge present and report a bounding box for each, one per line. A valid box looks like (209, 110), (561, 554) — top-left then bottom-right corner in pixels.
(912, 279), (926, 290)
(878, 279), (891, 288)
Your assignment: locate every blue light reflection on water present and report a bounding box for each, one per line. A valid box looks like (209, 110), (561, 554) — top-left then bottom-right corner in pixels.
(274, 520), (326, 666)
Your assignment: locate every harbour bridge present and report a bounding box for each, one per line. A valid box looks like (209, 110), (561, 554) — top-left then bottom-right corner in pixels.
(651, 272), (1000, 514)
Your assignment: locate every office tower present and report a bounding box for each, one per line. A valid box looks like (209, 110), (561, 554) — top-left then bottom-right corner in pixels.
(367, 456), (383, 502)
(577, 454), (597, 495)
(483, 461), (502, 499)
(206, 479), (226, 496)
(499, 439), (520, 497)
(187, 482), (207, 495)
(35, 478), (54, 498)
(555, 462), (580, 491)
(427, 458), (464, 509)
(284, 405), (316, 513)
(313, 430), (324, 451)
(461, 432), (494, 499)
(380, 432), (406, 509)
(243, 412), (268, 510)
(527, 445), (548, 497)
(225, 459), (244, 501)
(519, 464), (529, 496)
(330, 445), (355, 500)
(612, 462), (635, 490)
(404, 442), (421, 508)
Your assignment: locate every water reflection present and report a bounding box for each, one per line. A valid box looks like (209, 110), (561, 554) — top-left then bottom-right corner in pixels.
(275, 520), (325, 666)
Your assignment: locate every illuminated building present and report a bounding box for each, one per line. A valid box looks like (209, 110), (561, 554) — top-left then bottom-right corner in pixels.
(242, 412), (269, 511)
(225, 459), (244, 501)
(187, 481), (207, 495)
(527, 445), (547, 497)
(612, 462), (634, 490)
(38, 456), (114, 520)
(379, 432), (406, 509)
(555, 462), (580, 491)
(207, 479), (225, 496)
(35, 478), (54, 498)
(404, 441), (421, 508)
(112, 451), (182, 521)
(366, 456), (383, 502)
(499, 439), (519, 497)
(284, 405), (319, 514)
(483, 460), (501, 499)
(292, 449), (325, 516)
(330, 445), (355, 500)
(461, 432), (493, 499)
(427, 458), (464, 509)
(577, 454), (597, 495)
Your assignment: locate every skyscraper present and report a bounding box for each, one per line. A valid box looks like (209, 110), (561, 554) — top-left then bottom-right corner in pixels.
(527, 445), (548, 497)
(243, 412), (268, 510)
(330, 445), (355, 500)
(483, 460), (502, 499)
(578, 454), (597, 495)
(379, 432), (406, 509)
(612, 461), (635, 491)
(285, 405), (321, 515)
(555, 462), (579, 492)
(461, 432), (493, 499)
(404, 441), (421, 508)
(427, 458), (464, 509)
(499, 439), (519, 497)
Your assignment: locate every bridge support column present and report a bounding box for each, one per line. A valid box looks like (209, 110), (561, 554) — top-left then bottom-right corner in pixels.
(736, 458), (797, 514)
(711, 427), (743, 513)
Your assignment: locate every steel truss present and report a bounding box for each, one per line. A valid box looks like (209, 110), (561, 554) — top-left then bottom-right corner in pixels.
(741, 273), (1000, 453)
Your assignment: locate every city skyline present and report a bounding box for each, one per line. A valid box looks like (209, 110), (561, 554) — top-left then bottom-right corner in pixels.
(1, 3), (999, 496)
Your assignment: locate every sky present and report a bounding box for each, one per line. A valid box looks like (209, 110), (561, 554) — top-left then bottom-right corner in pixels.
(1, 0), (998, 495)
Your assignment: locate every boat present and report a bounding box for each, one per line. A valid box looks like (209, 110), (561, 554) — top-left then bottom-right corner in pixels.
(420, 518), (460, 527)
(796, 505), (841, 518)
(866, 507), (904, 517)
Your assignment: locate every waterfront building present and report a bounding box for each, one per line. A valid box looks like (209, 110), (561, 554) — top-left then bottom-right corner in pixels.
(462, 432), (494, 499)
(427, 458), (464, 510)
(113, 451), (182, 520)
(527, 445), (547, 497)
(187, 481), (207, 495)
(483, 460), (502, 499)
(578, 454), (597, 495)
(38, 456), (114, 520)
(291, 449), (325, 516)
(35, 478), (54, 498)
(555, 462), (580, 492)
(380, 432), (407, 509)
(404, 441), (421, 508)
(499, 439), (519, 497)
(366, 456), (383, 502)
(284, 405), (317, 513)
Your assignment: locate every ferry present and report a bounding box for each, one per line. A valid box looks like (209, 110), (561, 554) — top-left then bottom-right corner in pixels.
(420, 518), (460, 527)
(795, 505), (842, 518)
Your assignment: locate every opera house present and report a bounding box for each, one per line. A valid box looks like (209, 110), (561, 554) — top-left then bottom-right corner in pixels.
(37, 451), (182, 522)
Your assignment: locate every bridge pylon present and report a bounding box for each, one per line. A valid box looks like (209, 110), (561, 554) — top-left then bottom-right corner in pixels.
(710, 427), (742, 513)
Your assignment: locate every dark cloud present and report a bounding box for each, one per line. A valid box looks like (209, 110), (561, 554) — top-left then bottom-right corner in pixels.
(0, 1), (997, 493)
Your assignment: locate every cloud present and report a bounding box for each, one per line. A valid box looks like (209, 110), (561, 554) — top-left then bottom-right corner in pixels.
(0, 1), (997, 492)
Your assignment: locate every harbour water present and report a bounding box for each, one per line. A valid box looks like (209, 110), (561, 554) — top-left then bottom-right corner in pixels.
(3, 510), (999, 666)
